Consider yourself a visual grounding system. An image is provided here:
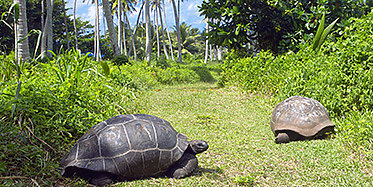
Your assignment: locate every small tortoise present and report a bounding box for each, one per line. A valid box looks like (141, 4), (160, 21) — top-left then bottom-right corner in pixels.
(61, 114), (209, 186)
(270, 96), (335, 144)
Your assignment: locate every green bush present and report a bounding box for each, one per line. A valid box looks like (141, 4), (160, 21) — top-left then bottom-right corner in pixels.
(112, 54), (130, 65)
(188, 64), (216, 83)
(0, 50), (140, 185)
(156, 66), (199, 85)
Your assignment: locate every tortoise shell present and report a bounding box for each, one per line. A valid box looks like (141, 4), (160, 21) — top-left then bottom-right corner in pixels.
(270, 96), (334, 138)
(61, 114), (189, 180)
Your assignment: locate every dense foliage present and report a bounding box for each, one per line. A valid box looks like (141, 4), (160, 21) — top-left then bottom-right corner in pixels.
(199, 0), (372, 54)
(220, 11), (373, 153)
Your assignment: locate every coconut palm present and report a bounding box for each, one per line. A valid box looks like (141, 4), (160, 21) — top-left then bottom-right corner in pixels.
(61, 0), (69, 50)
(14, 0), (30, 62)
(102, 0), (120, 57)
(145, 0), (151, 64)
(73, 0), (78, 50)
(171, 0), (182, 63)
(41, 0), (54, 58)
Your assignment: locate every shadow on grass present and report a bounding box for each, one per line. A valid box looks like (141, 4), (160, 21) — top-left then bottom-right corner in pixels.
(188, 66), (217, 83)
(192, 166), (224, 177)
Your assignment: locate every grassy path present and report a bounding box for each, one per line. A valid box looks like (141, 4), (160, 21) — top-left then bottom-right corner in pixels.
(120, 82), (372, 186)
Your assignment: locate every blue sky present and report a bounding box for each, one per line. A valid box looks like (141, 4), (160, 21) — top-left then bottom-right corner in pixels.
(66, 0), (206, 34)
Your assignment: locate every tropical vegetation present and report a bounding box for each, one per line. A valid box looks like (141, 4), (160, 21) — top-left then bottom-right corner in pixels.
(0, 0), (372, 186)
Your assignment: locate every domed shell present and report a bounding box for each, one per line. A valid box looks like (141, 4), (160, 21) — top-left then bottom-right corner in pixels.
(61, 114), (189, 179)
(270, 96), (334, 137)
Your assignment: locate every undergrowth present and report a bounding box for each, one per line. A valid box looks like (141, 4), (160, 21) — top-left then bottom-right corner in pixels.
(0, 49), (220, 185)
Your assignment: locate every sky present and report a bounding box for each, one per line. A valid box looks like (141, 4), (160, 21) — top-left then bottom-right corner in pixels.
(65, 0), (206, 35)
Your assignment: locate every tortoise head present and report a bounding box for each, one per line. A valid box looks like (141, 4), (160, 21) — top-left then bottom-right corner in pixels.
(189, 140), (209, 154)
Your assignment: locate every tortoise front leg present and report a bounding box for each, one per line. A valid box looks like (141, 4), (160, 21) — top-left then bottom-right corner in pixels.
(167, 153), (198, 179)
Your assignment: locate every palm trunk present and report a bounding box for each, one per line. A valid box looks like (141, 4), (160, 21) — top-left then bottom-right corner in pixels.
(204, 19), (209, 64)
(94, 0), (101, 61)
(102, 0), (120, 57)
(123, 11), (127, 56)
(171, 0), (182, 63)
(155, 4), (160, 58)
(158, 1), (169, 59)
(62, 0), (69, 50)
(73, 0), (78, 50)
(47, 0), (54, 54)
(217, 46), (222, 60)
(41, 0), (53, 58)
(118, 0), (123, 54)
(128, 3), (145, 61)
(145, 0), (151, 64)
(162, 0), (173, 60)
(14, 0), (30, 62)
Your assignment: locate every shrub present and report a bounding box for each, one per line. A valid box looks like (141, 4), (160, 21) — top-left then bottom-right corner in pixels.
(0, 50), (140, 185)
(112, 54), (130, 66)
(156, 67), (199, 84)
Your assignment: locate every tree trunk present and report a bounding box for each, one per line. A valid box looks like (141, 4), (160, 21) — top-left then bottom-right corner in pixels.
(158, 1), (169, 59)
(128, 3), (145, 61)
(145, 0), (151, 64)
(162, 0), (173, 60)
(217, 46), (222, 60)
(102, 0), (120, 57)
(123, 11), (127, 56)
(94, 0), (101, 61)
(171, 0), (182, 63)
(62, 0), (69, 50)
(73, 0), (78, 50)
(155, 3), (160, 58)
(204, 19), (209, 64)
(118, 0), (123, 54)
(47, 0), (54, 53)
(14, 0), (30, 62)
(41, 0), (53, 58)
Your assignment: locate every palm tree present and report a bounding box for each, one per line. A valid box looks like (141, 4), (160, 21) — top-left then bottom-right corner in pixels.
(156, 0), (169, 59)
(178, 22), (201, 55)
(112, 0), (136, 56)
(204, 18), (209, 63)
(41, 0), (53, 58)
(171, 0), (182, 63)
(102, 0), (120, 57)
(94, 0), (101, 61)
(14, 0), (30, 62)
(62, 0), (69, 50)
(162, 0), (174, 60)
(145, 0), (151, 64)
(73, 0), (78, 50)
(118, 0), (123, 54)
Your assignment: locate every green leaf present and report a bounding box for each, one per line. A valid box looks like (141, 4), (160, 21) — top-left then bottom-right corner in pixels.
(312, 13), (325, 51)
(13, 3), (19, 22)
(317, 18), (339, 51)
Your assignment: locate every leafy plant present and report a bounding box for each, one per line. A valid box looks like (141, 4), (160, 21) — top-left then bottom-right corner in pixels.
(312, 13), (339, 52)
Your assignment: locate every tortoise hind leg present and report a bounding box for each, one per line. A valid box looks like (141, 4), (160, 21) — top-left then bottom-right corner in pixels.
(167, 153), (198, 179)
(275, 133), (290, 144)
(89, 172), (115, 187)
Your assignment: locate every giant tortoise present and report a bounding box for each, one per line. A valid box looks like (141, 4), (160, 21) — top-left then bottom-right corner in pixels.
(270, 96), (335, 144)
(61, 114), (209, 186)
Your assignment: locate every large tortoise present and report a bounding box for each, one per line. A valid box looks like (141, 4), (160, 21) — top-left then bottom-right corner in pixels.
(61, 114), (209, 186)
(270, 96), (335, 144)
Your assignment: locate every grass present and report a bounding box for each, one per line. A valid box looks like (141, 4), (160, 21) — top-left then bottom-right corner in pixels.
(106, 82), (372, 186)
